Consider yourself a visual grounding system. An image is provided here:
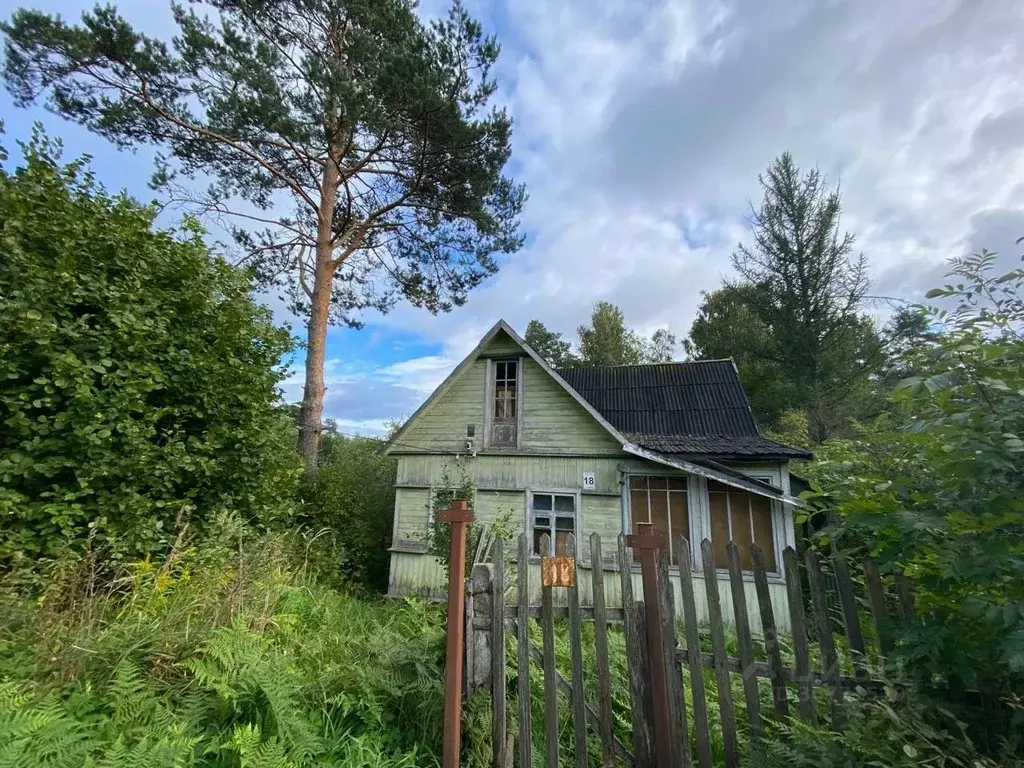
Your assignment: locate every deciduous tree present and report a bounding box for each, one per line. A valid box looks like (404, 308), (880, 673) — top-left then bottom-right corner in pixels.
(2, 0), (525, 470)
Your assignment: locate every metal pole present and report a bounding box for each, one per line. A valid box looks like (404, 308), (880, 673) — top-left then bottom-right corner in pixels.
(442, 498), (473, 768)
(627, 523), (673, 768)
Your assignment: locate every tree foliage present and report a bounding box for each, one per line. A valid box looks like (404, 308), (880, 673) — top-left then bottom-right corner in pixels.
(1, 0), (525, 467)
(524, 319), (573, 367)
(0, 133), (299, 568)
(689, 153), (882, 440)
(301, 433), (397, 591)
(806, 250), (1024, 708)
(525, 302), (678, 368)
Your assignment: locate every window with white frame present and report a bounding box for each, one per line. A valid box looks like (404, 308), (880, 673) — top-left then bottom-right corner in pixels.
(490, 359), (519, 446)
(707, 480), (776, 571)
(531, 492), (575, 555)
(628, 475), (690, 565)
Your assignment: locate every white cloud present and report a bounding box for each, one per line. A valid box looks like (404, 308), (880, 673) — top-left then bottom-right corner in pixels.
(369, 0), (1024, 363)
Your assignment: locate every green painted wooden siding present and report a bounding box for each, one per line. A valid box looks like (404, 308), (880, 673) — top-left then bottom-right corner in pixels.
(395, 487), (432, 540)
(520, 357), (622, 453)
(392, 328), (621, 456)
(474, 490), (525, 527)
(397, 455), (622, 495)
(398, 359), (486, 453)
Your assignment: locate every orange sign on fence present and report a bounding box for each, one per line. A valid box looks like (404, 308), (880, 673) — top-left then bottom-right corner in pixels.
(541, 555), (576, 587)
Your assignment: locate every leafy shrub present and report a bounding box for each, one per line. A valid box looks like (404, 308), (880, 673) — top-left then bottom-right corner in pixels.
(0, 132), (301, 569)
(806, 250), (1024, 755)
(300, 432), (397, 591)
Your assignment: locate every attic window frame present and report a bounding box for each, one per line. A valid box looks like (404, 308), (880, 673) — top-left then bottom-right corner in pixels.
(484, 356), (523, 450)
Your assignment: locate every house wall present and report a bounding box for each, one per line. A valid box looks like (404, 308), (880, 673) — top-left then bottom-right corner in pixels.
(393, 331), (622, 457)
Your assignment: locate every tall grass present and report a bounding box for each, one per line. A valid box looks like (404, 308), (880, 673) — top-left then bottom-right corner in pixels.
(0, 514), (451, 767)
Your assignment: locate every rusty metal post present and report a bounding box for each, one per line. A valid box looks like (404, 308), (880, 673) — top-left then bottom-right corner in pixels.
(441, 498), (473, 768)
(626, 523), (673, 768)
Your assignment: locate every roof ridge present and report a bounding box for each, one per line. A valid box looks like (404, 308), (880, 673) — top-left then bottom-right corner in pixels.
(556, 358), (734, 371)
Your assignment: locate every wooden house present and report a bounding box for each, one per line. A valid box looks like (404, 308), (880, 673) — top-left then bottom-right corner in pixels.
(384, 321), (811, 630)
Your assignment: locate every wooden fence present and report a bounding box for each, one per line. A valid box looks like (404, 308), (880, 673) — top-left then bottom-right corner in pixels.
(475, 527), (909, 768)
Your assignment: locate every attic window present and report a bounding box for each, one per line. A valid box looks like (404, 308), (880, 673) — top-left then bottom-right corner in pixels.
(490, 359), (519, 447)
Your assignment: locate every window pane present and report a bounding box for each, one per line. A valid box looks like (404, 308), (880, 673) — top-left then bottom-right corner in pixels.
(707, 480), (730, 493)
(534, 515), (550, 528)
(555, 516), (574, 531)
(554, 494), (574, 513)
(667, 476), (687, 491)
(648, 476), (667, 490)
(533, 494), (552, 511)
(669, 491), (689, 566)
(751, 494), (776, 571)
(729, 492), (754, 570)
(708, 491), (730, 569)
(650, 488), (670, 539)
(630, 488), (649, 529)
(629, 475), (648, 491)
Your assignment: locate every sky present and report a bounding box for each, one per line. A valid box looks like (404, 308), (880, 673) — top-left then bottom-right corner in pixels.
(2, 0), (1024, 435)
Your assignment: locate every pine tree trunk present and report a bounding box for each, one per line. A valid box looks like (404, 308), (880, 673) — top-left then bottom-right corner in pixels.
(297, 147), (342, 472)
(298, 258), (333, 471)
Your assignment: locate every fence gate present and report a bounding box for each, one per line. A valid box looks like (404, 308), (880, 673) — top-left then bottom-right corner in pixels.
(473, 525), (907, 768)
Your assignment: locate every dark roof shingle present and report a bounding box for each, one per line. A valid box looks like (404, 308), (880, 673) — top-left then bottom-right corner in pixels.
(555, 360), (811, 460)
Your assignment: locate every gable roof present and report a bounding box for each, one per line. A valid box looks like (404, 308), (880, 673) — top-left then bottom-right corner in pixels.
(385, 320), (808, 503)
(557, 361), (813, 461)
(384, 320), (629, 454)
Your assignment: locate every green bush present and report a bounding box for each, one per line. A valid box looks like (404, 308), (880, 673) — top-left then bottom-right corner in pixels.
(301, 433), (397, 591)
(0, 132), (301, 569)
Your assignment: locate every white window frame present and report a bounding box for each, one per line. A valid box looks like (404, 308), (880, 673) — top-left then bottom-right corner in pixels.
(526, 487), (581, 559)
(623, 471), (698, 567)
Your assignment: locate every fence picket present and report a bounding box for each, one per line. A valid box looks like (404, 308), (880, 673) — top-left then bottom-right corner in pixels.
(833, 554), (868, 682)
(894, 572), (915, 621)
(783, 547), (816, 724)
(491, 537), (507, 768)
(751, 543), (789, 721)
(620, 534), (653, 765)
(806, 551), (842, 728)
(862, 557), (893, 660)
(540, 534), (559, 768)
(516, 534), (532, 768)
(657, 548), (690, 768)
(700, 539), (740, 768)
(678, 539), (713, 768)
(630, 600), (656, 767)
(590, 533), (616, 768)
(566, 536), (588, 768)
(726, 542), (761, 740)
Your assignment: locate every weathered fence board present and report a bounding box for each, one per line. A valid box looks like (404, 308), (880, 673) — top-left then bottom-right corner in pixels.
(678, 539), (713, 768)
(516, 534), (532, 768)
(784, 546), (816, 724)
(483, 532), (902, 768)
(590, 533), (616, 768)
(566, 537), (588, 768)
(806, 550), (842, 728)
(701, 539), (740, 768)
(726, 541), (761, 740)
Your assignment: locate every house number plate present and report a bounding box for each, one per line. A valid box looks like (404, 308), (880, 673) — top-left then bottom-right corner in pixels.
(583, 471), (596, 490)
(541, 556), (576, 587)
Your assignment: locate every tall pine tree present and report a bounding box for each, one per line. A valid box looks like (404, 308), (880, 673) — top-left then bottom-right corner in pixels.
(2, 1), (525, 469)
(720, 153), (880, 441)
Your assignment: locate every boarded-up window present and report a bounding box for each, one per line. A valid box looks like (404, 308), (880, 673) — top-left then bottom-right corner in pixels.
(629, 475), (690, 566)
(707, 480), (776, 571)
(532, 492), (575, 556)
